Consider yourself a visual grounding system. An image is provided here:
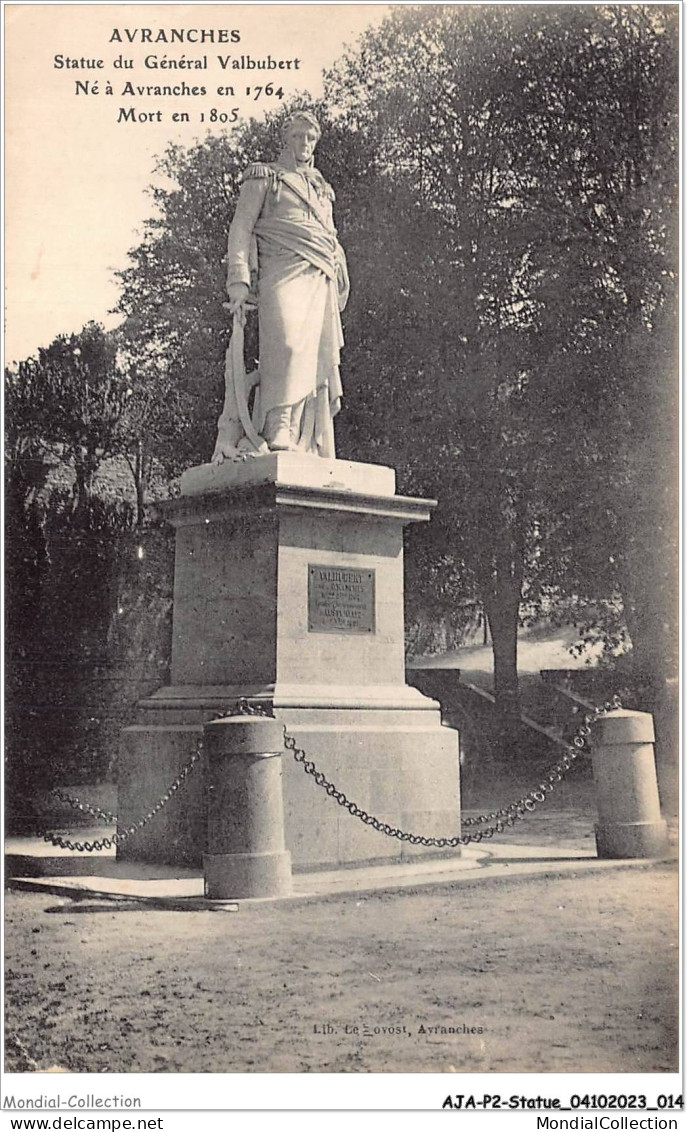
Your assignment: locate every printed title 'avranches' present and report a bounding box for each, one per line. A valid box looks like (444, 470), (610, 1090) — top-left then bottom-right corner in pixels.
(109, 28), (241, 43)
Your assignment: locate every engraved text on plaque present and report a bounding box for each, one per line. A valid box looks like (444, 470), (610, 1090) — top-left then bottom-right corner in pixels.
(308, 565), (376, 634)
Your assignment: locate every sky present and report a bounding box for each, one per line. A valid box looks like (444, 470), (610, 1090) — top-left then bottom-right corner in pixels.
(4, 2), (390, 364)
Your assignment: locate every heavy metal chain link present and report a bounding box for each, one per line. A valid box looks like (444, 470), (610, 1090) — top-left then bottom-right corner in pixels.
(49, 790), (117, 826)
(460, 697), (622, 827)
(283, 696), (622, 847)
(42, 742), (203, 853)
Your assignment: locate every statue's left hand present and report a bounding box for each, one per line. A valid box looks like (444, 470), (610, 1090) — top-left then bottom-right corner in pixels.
(226, 282), (250, 326)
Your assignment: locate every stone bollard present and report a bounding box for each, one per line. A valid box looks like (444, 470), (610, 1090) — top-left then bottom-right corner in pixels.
(590, 709), (669, 859)
(203, 715), (292, 899)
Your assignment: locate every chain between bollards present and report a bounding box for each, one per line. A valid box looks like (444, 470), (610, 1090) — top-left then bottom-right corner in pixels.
(284, 696), (623, 847)
(41, 742), (204, 853)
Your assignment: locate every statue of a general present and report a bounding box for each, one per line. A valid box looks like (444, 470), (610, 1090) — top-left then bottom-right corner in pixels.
(212, 110), (350, 463)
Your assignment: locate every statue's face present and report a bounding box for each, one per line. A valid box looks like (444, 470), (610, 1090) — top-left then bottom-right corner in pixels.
(286, 120), (319, 164)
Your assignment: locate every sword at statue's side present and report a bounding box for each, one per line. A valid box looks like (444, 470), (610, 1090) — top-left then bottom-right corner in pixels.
(212, 306), (268, 465)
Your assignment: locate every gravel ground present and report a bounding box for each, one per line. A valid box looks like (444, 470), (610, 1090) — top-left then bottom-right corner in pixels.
(4, 861), (678, 1075)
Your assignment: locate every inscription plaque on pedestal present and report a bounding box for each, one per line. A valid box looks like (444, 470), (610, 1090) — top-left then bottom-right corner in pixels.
(308, 565), (376, 634)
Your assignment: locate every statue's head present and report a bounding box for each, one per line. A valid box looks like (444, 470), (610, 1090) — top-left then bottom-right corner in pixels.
(281, 110), (321, 166)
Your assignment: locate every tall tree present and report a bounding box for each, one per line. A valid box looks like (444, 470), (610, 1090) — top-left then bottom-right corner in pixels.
(7, 322), (132, 508)
(112, 327), (190, 523)
(324, 4), (678, 722)
(5, 359), (53, 513)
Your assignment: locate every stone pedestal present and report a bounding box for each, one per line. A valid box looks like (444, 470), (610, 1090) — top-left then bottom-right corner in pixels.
(119, 454), (461, 870)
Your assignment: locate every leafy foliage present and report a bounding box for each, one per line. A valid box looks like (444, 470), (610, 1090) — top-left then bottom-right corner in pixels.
(6, 492), (174, 804)
(5, 323), (132, 507)
(324, 4), (677, 716)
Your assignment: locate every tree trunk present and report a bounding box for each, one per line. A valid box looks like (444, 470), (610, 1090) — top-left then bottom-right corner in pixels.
(126, 440), (148, 526)
(135, 479), (146, 527)
(485, 579), (521, 728)
(617, 541), (677, 811)
(72, 453), (98, 510)
(480, 514), (526, 748)
(616, 512), (676, 695)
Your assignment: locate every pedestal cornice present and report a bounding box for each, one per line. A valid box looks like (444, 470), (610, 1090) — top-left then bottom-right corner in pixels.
(154, 480), (437, 528)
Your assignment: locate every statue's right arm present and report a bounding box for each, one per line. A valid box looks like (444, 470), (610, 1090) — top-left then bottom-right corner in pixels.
(226, 176), (269, 299)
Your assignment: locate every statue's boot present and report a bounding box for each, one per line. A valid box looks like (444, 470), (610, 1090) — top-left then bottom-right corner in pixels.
(264, 405), (299, 452)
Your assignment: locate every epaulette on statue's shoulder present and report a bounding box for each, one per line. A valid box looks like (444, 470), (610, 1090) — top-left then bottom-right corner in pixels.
(241, 162), (279, 184)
